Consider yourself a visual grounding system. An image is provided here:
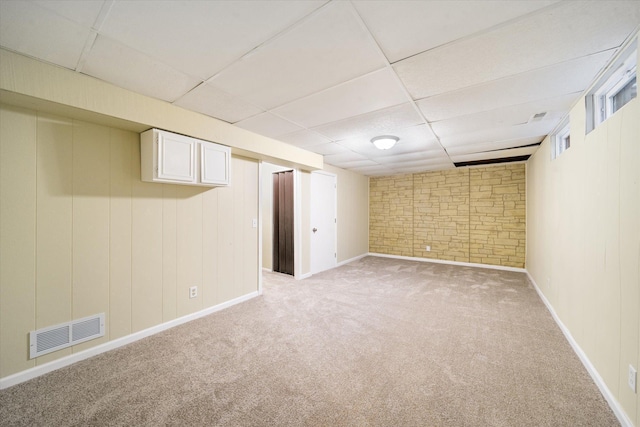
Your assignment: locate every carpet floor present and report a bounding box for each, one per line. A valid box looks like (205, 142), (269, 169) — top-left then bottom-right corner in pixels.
(0, 256), (619, 426)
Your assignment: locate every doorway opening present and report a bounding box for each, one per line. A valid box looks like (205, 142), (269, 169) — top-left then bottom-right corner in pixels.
(272, 170), (294, 275)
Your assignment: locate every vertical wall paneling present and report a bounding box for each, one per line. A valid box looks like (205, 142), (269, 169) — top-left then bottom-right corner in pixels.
(71, 121), (110, 352)
(243, 159), (258, 295)
(217, 164), (235, 304)
(131, 140), (163, 332)
(176, 186), (204, 317)
(109, 128), (133, 340)
(0, 105), (37, 377)
(617, 101), (639, 418)
(202, 187), (219, 307)
(233, 159), (247, 294)
(35, 112), (73, 364)
(162, 184), (178, 322)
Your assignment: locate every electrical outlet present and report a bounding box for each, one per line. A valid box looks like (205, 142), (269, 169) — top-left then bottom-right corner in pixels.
(189, 286), (197, 299)
(629, 365), (637, 393)
(426, 246), (431, 252)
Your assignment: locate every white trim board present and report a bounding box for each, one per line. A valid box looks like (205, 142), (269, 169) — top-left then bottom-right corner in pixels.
(368, 252), (526, 273)
(525, 272), (634, 427)
(0, 291), (259, 390)
(337, 253), (368, 267)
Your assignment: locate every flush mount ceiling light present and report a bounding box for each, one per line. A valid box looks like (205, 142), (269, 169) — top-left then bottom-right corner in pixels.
(371, 135), (399, 150)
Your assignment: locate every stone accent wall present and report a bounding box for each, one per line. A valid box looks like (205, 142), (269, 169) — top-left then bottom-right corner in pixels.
(369, 174), (413, 256)
(469, 165), (526, 267)
(413, 169), (469, 262)
(369, 164), (526, 268)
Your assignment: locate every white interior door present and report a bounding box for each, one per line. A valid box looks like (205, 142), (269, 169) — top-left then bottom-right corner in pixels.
(311, 171), (337, 274)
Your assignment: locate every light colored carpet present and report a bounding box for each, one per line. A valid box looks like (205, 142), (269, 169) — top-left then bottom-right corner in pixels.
(0, 256), (619, 426)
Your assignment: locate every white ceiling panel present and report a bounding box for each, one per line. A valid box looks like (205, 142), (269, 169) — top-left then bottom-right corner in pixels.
(323, 150), (371, 165)
(417, 51), (614, 122)
(100, 1), (326, 80)
(350, 164), (398, 176)
(209, 1), (387, 110)
(306, 143), (349, 156)
(441, 121), (553, 149)
(235, 112), (303, 138)
(375, 150), (451, 166)
(277, 130), (333, 148)
(173, 83), (263, 124)
(394, 163), (456, 174)
(0, 1), (93, 69)
(395, 1), (640, 99)
(353, 0), (558, 63)
(446, 136), (543, 156)
(314, 103), (425, 141)
(431, 92), (576, 138)
(451, 146), (539, 164)
(33, 0), (105, 27)
(272, 68), (408, 128)
(338, 124), (442, 158)
(82, 35), (201, 103)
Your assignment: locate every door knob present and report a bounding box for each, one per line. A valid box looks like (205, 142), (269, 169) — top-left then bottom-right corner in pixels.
(312, 228), (317, 233)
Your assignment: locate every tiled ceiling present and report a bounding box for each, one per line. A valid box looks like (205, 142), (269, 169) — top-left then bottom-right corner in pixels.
(1, 1), (638, 176)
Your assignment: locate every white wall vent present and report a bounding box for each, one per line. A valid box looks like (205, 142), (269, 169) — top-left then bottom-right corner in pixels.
(528, 112), (547, 123)
(29, 313), (105, 359)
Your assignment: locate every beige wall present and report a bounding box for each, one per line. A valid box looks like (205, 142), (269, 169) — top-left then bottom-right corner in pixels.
(0, 104), (259, 378)
(526, 79), (639, 422)
(323, 164), (369, 264)
(370, 164), (526, 268)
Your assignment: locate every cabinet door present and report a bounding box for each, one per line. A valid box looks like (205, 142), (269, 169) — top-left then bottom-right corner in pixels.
(157, 132), (196, 183)
(200, 142), (230, 185)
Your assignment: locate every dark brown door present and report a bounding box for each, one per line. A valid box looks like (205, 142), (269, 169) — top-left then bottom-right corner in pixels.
(273, 171), (294, 275)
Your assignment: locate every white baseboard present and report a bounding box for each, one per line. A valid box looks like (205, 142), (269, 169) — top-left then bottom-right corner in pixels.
(525, 271), (633, 427)
(367, 252), (526, 273)
(0, 291), (260, 390)
(337, 253), (368, 267)
(297, 272), (312, 280)
(262, 267), (272, 273)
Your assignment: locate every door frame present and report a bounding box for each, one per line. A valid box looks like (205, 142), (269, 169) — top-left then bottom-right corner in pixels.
(310, 170), (337, 275)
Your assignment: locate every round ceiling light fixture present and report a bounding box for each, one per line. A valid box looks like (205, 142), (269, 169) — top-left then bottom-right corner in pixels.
(371, 135), (399, 150)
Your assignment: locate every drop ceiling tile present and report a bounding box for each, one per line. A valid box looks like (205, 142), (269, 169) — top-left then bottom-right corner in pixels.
(235, 113), (303, 138)
(173, 83), (263, 124)
(431, 93), (575, 138)
(306, 143), (349, 156)
(323, 150), (370, 165)
(100, 1), (326, 80)
(313, 103), (424, 141)
(272, 68), (408, 128)
(394, 163), (456, 174)
(33, 0), (104, 27)
(446, 136), (544, 156)
(350, 164), (397, 176)
(0, 1), (92, 69)
(210, 1), (387, 109)
(395, 1), (640, 98)
(450, 145), (539, 163)
(328, 159), (379, 169)
(441, 121), (553, 149)
(417, 51), (613, 122)
(277, 130), (332, 148)
(374, 150), (449, 165)
(353, 0), (557, 63)
(338, 124), (441, 158)
(82, 35), (201, 102)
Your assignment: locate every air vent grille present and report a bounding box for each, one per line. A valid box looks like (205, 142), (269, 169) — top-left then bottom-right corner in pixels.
(30, 314), (105, 359)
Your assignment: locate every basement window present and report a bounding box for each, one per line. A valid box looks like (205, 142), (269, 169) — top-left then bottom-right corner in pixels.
(552, 119), (570, 160)
(586, 42), (637, 133)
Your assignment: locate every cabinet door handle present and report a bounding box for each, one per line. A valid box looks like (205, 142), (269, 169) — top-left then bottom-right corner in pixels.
(312, 228), (318, 233)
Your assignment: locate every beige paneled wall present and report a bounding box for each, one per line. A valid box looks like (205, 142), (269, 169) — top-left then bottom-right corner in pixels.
(527, 95), (639, 424)
(0, 104), (259, 378)
(369, 164), (526, 268)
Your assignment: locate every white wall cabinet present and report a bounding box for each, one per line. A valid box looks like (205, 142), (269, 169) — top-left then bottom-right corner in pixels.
(141, 128), (230, 187)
